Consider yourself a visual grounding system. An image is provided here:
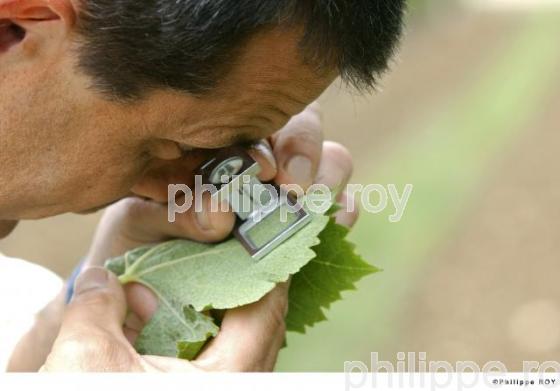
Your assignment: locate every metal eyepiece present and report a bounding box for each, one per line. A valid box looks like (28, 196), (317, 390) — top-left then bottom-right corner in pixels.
(198, 147), (311, 260)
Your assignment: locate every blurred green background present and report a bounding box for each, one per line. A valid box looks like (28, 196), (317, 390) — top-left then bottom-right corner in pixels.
(2, 0), (560, 372)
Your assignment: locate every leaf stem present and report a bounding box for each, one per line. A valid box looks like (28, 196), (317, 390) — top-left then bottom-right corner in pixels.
(118, 274), (135, 285)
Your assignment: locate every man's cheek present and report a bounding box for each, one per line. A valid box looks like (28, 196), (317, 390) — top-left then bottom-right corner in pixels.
(71, 175), (136, 215)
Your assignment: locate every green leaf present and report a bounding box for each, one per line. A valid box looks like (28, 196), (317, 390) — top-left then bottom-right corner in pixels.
(106, 209), (378, 359)
(106, 213), (330, 358)
(135, 300), (219, 360)
(286, 218), (380, 332)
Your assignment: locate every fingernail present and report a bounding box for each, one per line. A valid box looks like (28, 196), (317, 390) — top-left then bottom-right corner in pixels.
(286, 156), (312, 187)
(250, 140), (277, 171)
(74, 268), (109, 296)
(316, 164), (346, 192)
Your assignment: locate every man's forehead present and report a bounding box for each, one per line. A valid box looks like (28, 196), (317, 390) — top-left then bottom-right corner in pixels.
(203, 27), (336, 128)
(216, 25), (336, 96)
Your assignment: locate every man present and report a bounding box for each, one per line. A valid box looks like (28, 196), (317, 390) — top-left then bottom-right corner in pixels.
(0, 0), (405, 372)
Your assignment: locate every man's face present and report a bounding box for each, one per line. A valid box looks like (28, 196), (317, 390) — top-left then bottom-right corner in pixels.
(0, 11), (335, 219)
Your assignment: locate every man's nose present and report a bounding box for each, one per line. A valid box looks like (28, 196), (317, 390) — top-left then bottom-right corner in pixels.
(130, 154), (210, 203)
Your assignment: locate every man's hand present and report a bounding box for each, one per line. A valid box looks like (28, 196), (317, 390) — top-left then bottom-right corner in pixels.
(42, 267), (290, 372)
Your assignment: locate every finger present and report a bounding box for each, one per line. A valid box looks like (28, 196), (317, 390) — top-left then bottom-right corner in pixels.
(195, 283), (289, 372)
(125, 283), (159, 324)
(313, 141), (358, 227)
(61, 268), (127, 338)
(247, 140), (277, 182)
(123, 312), (142, 345)
(123, 283), (159, 344)
(315, 141), (353, 197)
(117, 194), (236, 244)
(46, 268), (136, 371)
(335, 191), (359, 228)
(271, 102), (324, 189)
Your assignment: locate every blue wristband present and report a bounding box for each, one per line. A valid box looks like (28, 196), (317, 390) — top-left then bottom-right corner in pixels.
(65, 259), (85, 304)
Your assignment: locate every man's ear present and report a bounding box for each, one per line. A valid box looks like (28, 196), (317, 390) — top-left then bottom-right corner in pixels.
(0, 0), (76, 55)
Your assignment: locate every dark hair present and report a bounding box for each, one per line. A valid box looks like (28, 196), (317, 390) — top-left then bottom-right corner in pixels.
(76, 0), (406, 99)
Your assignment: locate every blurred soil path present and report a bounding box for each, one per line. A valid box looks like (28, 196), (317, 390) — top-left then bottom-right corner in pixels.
(399, 60), (560, 370)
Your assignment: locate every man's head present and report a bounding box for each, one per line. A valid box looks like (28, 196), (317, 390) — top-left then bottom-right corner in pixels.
(0, 0), (405, 220)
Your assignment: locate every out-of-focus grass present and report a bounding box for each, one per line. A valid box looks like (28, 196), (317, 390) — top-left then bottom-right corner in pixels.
(277, 12), (560, 371)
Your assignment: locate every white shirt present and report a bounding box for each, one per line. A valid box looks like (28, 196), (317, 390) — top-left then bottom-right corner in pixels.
(0, 253), (63, 371)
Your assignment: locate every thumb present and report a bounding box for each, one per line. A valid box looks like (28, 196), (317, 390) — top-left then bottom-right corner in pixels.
(61, 267), (127, 338)
(195, 282), (289, 371)
(44, 268), (134, 372)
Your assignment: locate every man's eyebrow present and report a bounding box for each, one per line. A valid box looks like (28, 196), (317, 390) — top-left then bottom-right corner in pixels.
(184, 125), (269, 150)
(224, 127), (267, 146)
(179, 143), (194, 152)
